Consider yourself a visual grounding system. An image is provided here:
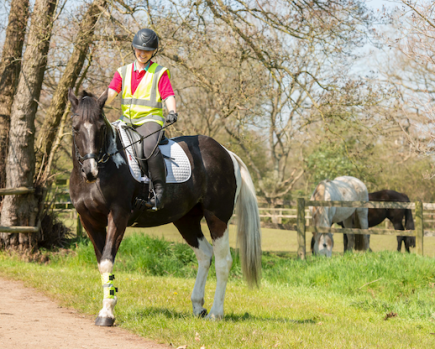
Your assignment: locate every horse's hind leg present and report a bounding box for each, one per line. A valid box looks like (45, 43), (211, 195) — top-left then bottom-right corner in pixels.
(204, 210), (232, 320)
(356, 207), (370, 251)
(392, 219), (406, 253)
(173, 205), (213, 317)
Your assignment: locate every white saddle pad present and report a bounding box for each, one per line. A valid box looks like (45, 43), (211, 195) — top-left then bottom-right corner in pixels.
(112, 121), (191, 184)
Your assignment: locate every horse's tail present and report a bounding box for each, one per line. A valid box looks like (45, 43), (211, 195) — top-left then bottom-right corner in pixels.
(228, 151), (262, 288)
(405, 208), (416, 247)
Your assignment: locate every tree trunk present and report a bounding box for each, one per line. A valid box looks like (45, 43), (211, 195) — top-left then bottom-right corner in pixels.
(0, 0), (57, 250)
(0, 0), (30, 189)
(35, 0), (107, 184)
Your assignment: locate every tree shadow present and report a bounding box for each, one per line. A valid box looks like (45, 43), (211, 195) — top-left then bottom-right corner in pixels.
(133, 307), (317, 324)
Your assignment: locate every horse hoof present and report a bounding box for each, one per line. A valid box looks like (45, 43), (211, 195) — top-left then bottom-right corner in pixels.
(199, 309), (208, 318)
(95, 316), (115, 326)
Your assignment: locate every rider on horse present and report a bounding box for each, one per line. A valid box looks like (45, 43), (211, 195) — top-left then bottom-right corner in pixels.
(105, 28), (177, 210)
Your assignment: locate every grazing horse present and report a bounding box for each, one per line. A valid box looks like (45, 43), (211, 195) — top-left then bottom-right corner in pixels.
(310, 176), (369, 256)
(342, 190), (415, 253)
(68, 90), (261, 326)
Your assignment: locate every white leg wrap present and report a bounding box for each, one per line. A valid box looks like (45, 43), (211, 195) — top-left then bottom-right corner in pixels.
(98, 260), (117, 318)
(191, 237), (213, 316)
(208, 230), (232, 320)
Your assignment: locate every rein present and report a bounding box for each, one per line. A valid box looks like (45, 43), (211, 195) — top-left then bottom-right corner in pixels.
(71, 109), (175, 167)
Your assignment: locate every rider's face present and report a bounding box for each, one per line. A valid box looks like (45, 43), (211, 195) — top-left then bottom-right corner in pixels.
(135, 48), (155, 63)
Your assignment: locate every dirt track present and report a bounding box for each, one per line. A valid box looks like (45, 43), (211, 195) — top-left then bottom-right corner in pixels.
(0, 277), (170, 349)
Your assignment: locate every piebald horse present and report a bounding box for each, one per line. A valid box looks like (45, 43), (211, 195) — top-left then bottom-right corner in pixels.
(310, 176), (369, 256)
(68, 90), (261, 326)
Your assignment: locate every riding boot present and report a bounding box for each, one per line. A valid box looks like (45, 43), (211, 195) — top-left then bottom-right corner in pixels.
(146, 150), (166, 210)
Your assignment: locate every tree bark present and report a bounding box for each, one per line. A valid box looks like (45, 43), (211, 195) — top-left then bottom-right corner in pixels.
(0, 0), (57, 250)
(0, 0), (30, 189)
(35, 0), (107, 184)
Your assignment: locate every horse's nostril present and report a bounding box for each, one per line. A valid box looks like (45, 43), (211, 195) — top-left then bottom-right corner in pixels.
(82, 168), (85, 172)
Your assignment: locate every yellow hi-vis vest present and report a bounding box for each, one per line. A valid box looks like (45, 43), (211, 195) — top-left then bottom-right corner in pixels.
(118, 62), (170, 127)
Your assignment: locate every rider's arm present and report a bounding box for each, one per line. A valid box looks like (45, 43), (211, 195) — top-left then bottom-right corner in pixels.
(165, 96), (176, 113)
(159, 71), (176, 113)
(106, 88), (118, 106)
(104, 71), (122, 106)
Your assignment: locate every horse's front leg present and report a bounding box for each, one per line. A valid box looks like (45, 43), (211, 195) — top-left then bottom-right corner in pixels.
(343, 216), (354, 252)
(95, 209), (129, 327)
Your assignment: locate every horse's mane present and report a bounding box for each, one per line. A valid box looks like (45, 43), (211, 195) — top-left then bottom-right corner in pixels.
(312, 181), (327, 201)
(76, 90), (101, 123)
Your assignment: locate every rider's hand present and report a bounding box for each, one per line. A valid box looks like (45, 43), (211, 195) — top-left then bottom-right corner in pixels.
(166, 110), (178, 124)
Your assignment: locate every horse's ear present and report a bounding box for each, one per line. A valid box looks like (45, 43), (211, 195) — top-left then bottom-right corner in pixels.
(98, 89), (108, 109)
(68, 88), (78, 111)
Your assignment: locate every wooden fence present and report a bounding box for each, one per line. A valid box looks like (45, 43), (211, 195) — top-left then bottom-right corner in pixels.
(0, 187), (40, 233)
(295, 198), (433, 260)
(0, 187), (83, 237)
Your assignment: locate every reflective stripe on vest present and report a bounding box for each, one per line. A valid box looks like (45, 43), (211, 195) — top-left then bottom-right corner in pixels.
(117, 62), (170, 126)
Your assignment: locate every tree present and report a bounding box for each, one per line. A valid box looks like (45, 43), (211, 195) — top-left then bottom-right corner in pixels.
(0, 0), (29, 189)
(0, 0), (57, 250)
(380, 1), (435, 161)
(35, 0), (108, 185)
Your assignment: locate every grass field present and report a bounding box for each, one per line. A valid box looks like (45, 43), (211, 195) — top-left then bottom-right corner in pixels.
(1, 231), (435, 348)
(62, 215), (435, 257)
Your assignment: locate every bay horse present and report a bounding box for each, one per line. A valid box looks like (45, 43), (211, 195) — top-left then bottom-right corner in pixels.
(68, 90), (261, 326)
(342, 190), (415, 252)
(310, 176), (369, 256)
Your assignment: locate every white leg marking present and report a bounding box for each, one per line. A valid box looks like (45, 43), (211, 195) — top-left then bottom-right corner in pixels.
(98, 298), (117, 319)
(191, 237), (213, 316)
(98, 260), (114, 273)
(208, 229), (232, 320)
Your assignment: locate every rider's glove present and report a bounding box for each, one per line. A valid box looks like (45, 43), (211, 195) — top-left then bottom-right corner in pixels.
(166, 110), (178, 124)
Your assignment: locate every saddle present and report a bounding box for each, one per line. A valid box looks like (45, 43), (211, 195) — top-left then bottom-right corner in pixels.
(122, 125), (169, 177)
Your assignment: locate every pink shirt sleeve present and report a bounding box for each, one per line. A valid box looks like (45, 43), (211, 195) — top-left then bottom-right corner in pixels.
(158, 71), (175, 100)
(108, 71), (122, 94)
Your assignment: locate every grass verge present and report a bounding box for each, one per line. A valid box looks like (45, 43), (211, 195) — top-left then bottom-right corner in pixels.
(1, 234), (435, 348)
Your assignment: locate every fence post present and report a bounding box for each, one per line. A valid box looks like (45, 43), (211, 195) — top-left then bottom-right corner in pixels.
(415, 201), (424, 256)
(297, 198), (306, 260)
(76, 213), (83, 239)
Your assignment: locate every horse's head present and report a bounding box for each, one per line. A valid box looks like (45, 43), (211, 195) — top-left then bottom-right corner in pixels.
(312, 232), (334, 257)
(68, 89), (109, 183)
(310, 181), (334, 257)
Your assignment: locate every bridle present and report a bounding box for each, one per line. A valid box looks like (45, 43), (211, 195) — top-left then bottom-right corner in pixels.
(71, 109), (116, 167)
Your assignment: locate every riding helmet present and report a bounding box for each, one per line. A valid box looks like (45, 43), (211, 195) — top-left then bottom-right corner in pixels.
(132, 29), (159, 51)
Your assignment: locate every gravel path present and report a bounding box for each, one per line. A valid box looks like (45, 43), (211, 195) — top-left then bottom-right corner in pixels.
(0, 277), (170, 349)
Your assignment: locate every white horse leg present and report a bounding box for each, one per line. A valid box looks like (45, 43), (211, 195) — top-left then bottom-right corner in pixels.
(96, 259), (117, 325)
(356, 207), (370, 251)
(343, 216), (354, 252)
(208, 229), (232, 320)
(191, 237), (213, 317)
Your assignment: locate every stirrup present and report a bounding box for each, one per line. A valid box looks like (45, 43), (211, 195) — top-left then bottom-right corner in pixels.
(145, 188), (163, 211)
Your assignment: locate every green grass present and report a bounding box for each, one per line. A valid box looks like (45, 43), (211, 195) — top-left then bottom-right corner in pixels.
(60, 216), (435, 257)
(1, 233), (435, 348)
